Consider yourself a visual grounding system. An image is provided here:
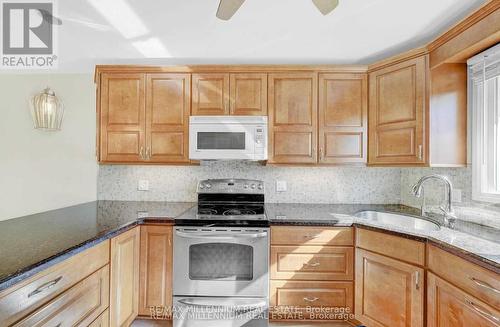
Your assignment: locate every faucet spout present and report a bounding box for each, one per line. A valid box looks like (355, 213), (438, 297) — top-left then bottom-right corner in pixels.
(410, 174), (456, 224)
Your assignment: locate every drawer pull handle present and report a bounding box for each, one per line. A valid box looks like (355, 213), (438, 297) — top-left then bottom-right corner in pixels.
(415, 271), (420, 290)
(303, 234), (320, 239)
(28, 276), (63, 298)
(470, 277), (500, 294)
(303, 297), (319, 302)
(466, 299), (499, 323)
(304, 262), (320, 267)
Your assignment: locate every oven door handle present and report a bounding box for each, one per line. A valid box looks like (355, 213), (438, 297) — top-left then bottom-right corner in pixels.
(177, 299), (267, 314)
(175, 231), (267, 239)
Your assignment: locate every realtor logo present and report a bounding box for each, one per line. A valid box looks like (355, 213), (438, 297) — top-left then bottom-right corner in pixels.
(1, 1), (58, 69)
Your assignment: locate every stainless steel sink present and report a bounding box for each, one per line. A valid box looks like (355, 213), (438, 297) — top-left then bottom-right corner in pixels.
(355, 211), (440, 231)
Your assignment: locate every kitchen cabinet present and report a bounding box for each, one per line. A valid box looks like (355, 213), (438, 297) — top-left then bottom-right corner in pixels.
(355, 248), (424, 327)
(368, 55), (428, 166)
(427, 272), (499, 327)
(99, 73), (190, 164)
(146, 73), (191, 163)
(0, 241), (110, 327)
(191, 73), (230, 115)
(139, 225), (173, 318)
(230, 73), (267, 115)
(270, 226), (354, 321)
(110, 227), (140, 327)
(268, 73), (318, 164)
(99, 73), (146, 163)
(319, 73), (368, 164)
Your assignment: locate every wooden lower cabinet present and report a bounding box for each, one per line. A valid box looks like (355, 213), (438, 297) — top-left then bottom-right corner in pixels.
(355, 248), (424, 327)
(139, 225), (173, 318)
(89, 309), (109, 327)
(427, 272), (500, 327)
(12, 266), (109, 327)
(110, 227), (140, 327)
(270, 280), (354, 321)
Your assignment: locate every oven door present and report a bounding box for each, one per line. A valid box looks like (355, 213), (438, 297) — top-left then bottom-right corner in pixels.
(189, 123), (256, 160)
(173, 227), (269, 297)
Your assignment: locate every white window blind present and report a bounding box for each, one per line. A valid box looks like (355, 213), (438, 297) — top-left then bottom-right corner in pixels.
(469, 43), (500, 203)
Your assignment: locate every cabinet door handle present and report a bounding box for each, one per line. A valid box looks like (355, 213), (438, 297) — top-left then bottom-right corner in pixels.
(470, 277), (500, 294)
(466, 299), (499, 323)
(319, 148), (323, 161)
(418, 145), (423, 160)
(140, 146), (145, 160)
(28, 276), (63, 298)
(146, 147), (151, 160)
(303, 234), (320, 239)
(303, 262), (321, 267)
(415, 271), (420, 290)
(303, 297), (319, 303)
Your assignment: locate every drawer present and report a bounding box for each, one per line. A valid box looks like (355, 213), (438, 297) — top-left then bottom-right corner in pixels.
(13, 265), (109, 327)
(89, 308), (109, 327)
(270, 280), (354, 320)
(270, 246), (353, 280)
(271, 227), (353, 246)
(0, 240), (110, 327)
(428, 245), (500, 311)
(356, 228), (425, 265)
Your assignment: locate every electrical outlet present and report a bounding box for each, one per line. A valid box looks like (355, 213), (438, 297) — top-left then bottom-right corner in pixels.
(137, 211), (149, 219)
(451, 189), (462, 203)
(138, 180), (149, 191)
(276, 180), (287, 192)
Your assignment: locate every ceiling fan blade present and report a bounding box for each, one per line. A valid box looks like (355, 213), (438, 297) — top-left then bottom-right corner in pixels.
(216, 0), (245, 20)
(312, 0), (339, 15)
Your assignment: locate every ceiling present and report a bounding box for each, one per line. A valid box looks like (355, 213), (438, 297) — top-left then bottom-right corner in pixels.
(14, 0), (492, 72)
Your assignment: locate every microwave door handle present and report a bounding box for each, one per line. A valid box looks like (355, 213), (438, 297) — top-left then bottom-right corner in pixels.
(175, 231), (267, 240)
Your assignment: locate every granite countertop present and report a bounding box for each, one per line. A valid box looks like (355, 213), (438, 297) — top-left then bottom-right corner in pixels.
(1, 201), (499, 291)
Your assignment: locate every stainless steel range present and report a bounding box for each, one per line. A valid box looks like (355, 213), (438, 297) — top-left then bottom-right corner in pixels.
(173, 179), (269, 327)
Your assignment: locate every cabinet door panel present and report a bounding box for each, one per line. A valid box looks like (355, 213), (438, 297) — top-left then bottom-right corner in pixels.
(269, 73), (318, 163)
(139, 225), (173, 318)
(192, 73), (229, 115)
(100, 73), (146, 162)
(110, 227), (140, 327)
(368, 56), (428, 165)
(427, 272), (499, 327)
(230, 73), (267, 115)
(355, 248), (424, 327)
(319, 73), (367, 164)
(146, 73), (190, 163)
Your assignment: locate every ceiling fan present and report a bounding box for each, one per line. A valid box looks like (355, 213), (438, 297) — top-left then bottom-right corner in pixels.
(216, 0), (339, 20)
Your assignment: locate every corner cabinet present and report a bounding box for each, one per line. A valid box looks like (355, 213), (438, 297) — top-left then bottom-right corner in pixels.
(368, 55), (428, 166)
(98, 73), (191, 164)
(268, 73), (318, 164)
(110, 227), (140, 327)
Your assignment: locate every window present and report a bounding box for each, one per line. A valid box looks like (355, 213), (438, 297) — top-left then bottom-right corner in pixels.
(469, 44), (500, 203)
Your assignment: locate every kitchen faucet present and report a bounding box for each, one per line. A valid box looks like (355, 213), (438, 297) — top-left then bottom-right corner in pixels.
(411, 174), (457, 226)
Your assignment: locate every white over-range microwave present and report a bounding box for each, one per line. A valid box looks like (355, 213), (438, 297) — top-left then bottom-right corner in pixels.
(189, 116), (268, 160)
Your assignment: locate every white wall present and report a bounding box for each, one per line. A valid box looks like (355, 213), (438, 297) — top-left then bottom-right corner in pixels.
(0, 74), (98, 221)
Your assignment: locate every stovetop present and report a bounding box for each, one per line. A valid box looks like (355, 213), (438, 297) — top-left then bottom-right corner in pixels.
(176, 178), (269, 227)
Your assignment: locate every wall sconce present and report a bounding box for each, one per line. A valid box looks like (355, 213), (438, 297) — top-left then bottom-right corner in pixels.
(30, 87), (64, 131)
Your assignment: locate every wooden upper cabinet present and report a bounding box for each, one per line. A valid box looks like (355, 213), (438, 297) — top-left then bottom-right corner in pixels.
(355, 248), (424, 327)
(319, 73), (367, 164)
(99, 73), (146, 163)
(191, 73), (230, 115)
(139, 225), (173, 318)
(110, 227), (140, 327)
(146, 73), (190, 163)
(427, 272), (500, 327)
(230, 73), (267, 115)
(368, 55), (428, 166)
(268, 73), (318, 164)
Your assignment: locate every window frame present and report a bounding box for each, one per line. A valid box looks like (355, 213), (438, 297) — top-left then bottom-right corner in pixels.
(469, 44), (500, 203)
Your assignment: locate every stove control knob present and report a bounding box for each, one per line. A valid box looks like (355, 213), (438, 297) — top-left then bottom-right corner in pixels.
(244, 184), (249, 189)
(205, 183), (212, 189)
(251, 184), (256, 189)
(199, 184), (204, 189)
(258, 184), (263, 190)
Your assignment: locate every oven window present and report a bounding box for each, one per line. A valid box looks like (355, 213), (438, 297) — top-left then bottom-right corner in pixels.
(197, 132), (246, 150)
(189, 243), (253, 281)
